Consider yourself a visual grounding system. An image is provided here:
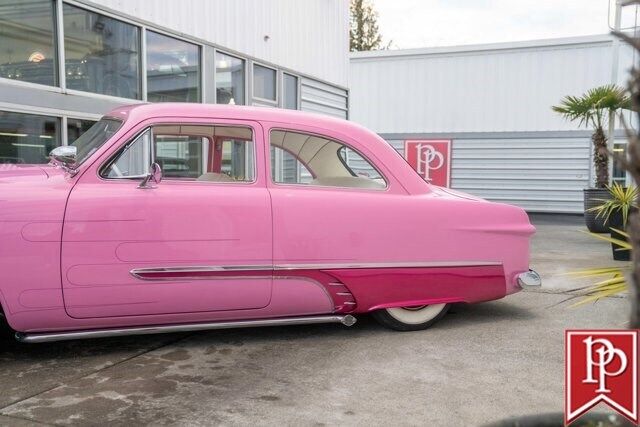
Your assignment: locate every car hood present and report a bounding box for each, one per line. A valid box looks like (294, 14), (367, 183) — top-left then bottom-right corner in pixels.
(0, 164), (70, 222)
(0, 164), (50, 182)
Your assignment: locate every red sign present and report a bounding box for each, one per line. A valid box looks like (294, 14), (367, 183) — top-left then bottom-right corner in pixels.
(565, 330), (639, 425)
(404, 140), (451, 187)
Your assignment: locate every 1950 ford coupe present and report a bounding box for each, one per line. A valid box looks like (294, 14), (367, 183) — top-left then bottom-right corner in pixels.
(0, 104), (539, 343)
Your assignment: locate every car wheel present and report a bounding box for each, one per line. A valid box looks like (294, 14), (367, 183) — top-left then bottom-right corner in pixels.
(372, 303), (449, 331)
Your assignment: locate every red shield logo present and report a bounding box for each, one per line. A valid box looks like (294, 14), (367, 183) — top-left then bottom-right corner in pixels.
(565, 330), (639, 425)
(404, 140), (451, 187)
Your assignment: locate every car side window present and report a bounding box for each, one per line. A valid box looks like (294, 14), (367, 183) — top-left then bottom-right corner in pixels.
(270, 129), (386, 190)
(102, 125), (255, 182)
(104, 129), (151, 178)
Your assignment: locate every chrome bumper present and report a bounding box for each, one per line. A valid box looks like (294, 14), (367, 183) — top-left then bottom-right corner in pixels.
(517, 269), (541, 289)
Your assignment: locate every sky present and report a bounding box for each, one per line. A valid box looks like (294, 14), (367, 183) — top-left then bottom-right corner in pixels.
(372, 0), (634, 49)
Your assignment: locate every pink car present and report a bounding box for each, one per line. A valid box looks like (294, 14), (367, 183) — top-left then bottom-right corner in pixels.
(0, 104), (539, 343)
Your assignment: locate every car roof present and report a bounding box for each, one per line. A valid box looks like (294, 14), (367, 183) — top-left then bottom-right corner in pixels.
(103, 103), (432, 195)
(106, 103), (362, 135)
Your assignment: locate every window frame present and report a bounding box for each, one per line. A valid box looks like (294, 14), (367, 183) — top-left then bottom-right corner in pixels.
(0, 110), (62, 165)
(252, 62), (278, 104)
(0, 0), (60, 88)
(144, 28), (202, 103)
(61, 1), (143, 100)
(281, 72), (300, 110)
(214, 50), (247, 105)
(268, 128), (389, 191)
(98, 122), (258, 185)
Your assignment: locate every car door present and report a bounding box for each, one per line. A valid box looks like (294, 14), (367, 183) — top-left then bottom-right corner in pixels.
(265, 124), (410, 267)
(61, 118), (273, 319)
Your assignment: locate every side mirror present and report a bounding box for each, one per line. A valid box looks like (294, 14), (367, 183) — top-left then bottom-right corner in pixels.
(138, 162), (163, 189)
(49, 146), (77, 171)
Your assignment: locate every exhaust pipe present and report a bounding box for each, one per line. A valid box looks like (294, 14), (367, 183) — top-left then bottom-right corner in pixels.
(15, 315), (357, 344)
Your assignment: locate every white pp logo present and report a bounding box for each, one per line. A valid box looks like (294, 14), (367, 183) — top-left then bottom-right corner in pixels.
(415, 144), (444, 182)
(582, 336), (628, 394)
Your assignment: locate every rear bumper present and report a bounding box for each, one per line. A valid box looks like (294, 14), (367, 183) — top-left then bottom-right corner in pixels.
(517, 269), (542, 289)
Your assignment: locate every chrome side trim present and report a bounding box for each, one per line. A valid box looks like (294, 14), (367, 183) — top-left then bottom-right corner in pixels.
(130, 261), (502, 280)
(15, 315), (357, 344)
(274, 261), (502, 270)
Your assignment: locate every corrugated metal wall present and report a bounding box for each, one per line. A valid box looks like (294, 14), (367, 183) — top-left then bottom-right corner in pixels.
(387, 136), (591, 213)
(91, 0), (349, 87)
(300, 77), (349, 119)
(350, 35), (635, 213)
(349, 36), (627, 133)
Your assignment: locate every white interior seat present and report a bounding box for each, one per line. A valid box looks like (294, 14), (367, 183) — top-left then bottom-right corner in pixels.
(197, 172), (235, 182)
(309, 176), (385, 189)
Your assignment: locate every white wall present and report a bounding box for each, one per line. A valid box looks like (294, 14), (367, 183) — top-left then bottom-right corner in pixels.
(90, 0), (349, 87)
(350, 35), (632, 134)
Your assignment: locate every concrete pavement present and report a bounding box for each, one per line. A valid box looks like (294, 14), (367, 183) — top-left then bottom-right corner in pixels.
(0, 215), (631, 426)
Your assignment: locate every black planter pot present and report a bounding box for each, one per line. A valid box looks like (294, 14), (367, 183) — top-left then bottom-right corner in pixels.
(584, 188), (612, 233)
(609, 209), (632, 261)
(483, 412), (635, 427)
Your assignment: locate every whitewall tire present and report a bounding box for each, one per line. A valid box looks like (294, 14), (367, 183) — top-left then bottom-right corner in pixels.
(372, 303), (449, 331)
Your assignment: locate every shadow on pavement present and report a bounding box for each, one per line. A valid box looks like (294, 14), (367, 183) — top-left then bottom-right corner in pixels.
(0, 299), (535, 359)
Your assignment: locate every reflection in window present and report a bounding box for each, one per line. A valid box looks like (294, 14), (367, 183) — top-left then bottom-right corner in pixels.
(253, 64), (276, 101)
(0, 0), (57, 86)
(215, 52), (244, 105)
(63, 4), (140, 99)
(146, 31), (200, 102)
(0, 111), (58, 164)
(67, 118), (96, 144)
(283, 74), (298, 109)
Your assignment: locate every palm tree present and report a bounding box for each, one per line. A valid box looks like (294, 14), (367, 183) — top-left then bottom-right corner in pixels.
(552, 84), (630, 188)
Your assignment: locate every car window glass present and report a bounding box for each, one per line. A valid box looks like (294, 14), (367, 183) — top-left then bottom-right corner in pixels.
(338, 147), (384, 181)
(153, 125), (254, 182)
(104, 129), (150, 178)
(102, 124), (254, 182)
(155, 135), (205, 179)
(270, 130), (386, 190)
(271, 146), (313, 184)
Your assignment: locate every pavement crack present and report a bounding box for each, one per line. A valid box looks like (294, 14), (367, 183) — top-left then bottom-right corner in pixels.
(524, 288), (627, 299)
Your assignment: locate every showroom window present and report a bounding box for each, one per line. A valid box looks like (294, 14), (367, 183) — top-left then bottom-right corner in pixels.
(283, 73), (298, 109)
(0, 111), (59, 164)
(63, 3), (140, 99)
(215, 52), (245, 105)
(146, 31), (200, 102)
(270, 130), (386, 189)
(253, 64), (276, 101)
(0, 0), (57, 86)
(67, 118), (96, 144)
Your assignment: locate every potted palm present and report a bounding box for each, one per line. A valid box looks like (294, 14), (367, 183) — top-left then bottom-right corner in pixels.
(552, 85), (630, 232)
(588, 183), (638, 260)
